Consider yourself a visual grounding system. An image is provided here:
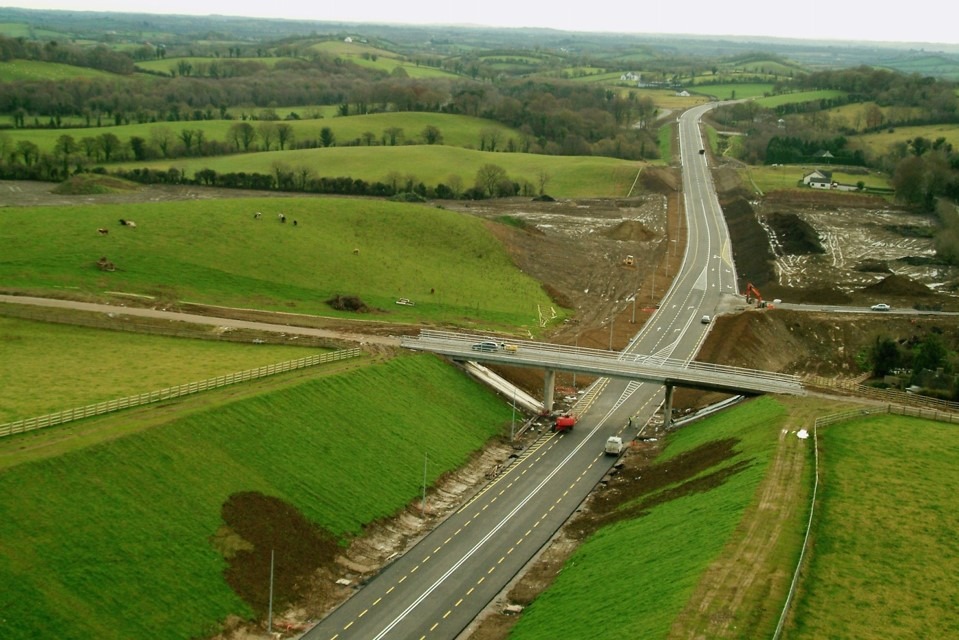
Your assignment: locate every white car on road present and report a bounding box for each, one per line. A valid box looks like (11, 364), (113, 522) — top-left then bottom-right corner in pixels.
(871, 303), (891, 311)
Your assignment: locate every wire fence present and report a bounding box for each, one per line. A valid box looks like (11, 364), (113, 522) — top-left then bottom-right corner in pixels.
(772, 402), (958, 639)
(0, 348), (361, 439)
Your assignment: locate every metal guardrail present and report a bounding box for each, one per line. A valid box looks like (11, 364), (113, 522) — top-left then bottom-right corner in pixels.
(0, 348), (361, 439)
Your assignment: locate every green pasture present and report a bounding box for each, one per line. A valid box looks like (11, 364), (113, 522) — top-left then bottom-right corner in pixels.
(116, 145), (641, 198)
(692, 82), (775, 100)
(0, 196), (563, 331)
(851, 122), (959, 156)
(0, 354), (512, 639)
(754, 89), (846, 109)
(740, 164), (892, 194)
(0, 59), (115, 81)
(510, 396), (794, 639)
(4, 112), (517, 156)
(788, 415), (959, 638)
(0, 22), (32, 37)
(0, 314), (325, 423)
(310, 39), (397, 60)
(133, 56), (298, 74)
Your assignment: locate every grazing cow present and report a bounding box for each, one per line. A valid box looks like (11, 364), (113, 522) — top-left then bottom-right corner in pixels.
(119, 218), (126, 226)
(125, 220), (137, 229)
(254, 212), (262, 219)
(97, 228), (109, 236)
(278, 213), (286, 223)
(293, 219), (298, 226)
(353, 248), (360, 255)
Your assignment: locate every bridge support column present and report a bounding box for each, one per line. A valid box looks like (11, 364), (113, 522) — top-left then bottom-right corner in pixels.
(543, 369), (556, 414)
(663, 383), (674, 430)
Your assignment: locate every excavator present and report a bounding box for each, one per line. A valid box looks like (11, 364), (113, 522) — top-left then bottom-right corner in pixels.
(745, 282), (770, 308)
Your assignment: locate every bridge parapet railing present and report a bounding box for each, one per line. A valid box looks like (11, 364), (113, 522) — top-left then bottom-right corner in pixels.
(411, 330), (802, 387)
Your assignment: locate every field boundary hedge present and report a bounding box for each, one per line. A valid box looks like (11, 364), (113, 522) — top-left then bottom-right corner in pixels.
(0, 347), (361, 438)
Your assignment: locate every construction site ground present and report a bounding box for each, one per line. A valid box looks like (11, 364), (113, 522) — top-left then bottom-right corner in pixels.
(5, 171), (959, 639)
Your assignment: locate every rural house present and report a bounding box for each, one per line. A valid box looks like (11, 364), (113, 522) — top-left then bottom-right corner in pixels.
(802, 169), (834, 189)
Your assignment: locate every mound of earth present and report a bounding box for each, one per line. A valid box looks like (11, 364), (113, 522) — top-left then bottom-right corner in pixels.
(640, 166), (681, 193)
(52, 174), (140, 195)
(326, 295), (371, 313)
(863, 274), (935, 297)
(720, 196), (777, 287)
(855, 260), (893, 274)
(604, 220), (656, 242)
(767, 212), (825, 255)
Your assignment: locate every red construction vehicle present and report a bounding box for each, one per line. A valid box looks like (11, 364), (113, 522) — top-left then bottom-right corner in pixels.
(554, 413), (577, 432)
(745, 282), (769, 308)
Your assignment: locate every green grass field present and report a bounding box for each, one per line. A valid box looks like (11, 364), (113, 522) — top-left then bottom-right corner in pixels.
(692, 82), (775, 100)
(851, 122), (959, 156)
(754, 89), (846, 109)
(787, 414), (959, 638)
(2, 111), (517, 156)
(740, 164), (892, 194)
(0, 354), (512, 639)
(115, 145), (641, 198)
(0, 196), (564, 331)
(133, 56), (299, 74)
(0, 314), (325, 423)
(510, 396), (790, 639)
(0, 59), (116, 81)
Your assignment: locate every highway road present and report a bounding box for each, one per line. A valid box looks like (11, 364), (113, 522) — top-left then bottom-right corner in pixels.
(302, 104), (738, 640)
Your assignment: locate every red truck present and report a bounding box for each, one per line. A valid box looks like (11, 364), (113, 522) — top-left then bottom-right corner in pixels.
(554, 413), (577, 432)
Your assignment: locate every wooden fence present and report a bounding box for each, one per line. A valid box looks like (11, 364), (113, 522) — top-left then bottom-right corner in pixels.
(804, 375), (959, 414)
(0, 348), (361, 439)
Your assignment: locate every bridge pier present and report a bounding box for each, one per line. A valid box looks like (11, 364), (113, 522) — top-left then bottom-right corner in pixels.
(543, 369), (556, 413)
(663, 383), (674, 429)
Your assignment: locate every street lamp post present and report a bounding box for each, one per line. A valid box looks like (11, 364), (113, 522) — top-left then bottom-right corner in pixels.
(421, 452), (428, 513)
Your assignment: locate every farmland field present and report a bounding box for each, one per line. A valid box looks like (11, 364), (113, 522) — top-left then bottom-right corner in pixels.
(0, 59), (116, 81)
(851, 122), (959, 156)
(786, 414), (959, 638)
(1, 112), (518, 156)
(0, 354), (512, 640)
(0, 196), (564, 331)
(115, 145), (642, 197)
(0, 314), (326, 422)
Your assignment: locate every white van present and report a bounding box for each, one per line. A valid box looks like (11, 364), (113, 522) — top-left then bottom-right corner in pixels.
(604, 436), (624, 456)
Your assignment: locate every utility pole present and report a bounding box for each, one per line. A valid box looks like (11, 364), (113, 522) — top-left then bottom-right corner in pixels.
(572, 334), (578, 390)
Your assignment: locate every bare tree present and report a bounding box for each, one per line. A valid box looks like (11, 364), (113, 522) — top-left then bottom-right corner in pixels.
(475, 164), (508, 197)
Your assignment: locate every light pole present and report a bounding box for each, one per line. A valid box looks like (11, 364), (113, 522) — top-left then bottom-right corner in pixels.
(630, 294), (637, 324)
(572, 334), (578, 390)
(267, 548), (274, 635)
(421, 452), (428, 514)
(510, 386), (517, 441)
(608, 315), (614, 350)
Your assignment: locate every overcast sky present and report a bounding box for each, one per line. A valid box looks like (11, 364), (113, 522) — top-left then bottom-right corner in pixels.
(10, 0), (959, 47)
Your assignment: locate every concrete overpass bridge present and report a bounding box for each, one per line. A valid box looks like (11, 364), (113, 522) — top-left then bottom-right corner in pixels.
(401, 330), (804, 425)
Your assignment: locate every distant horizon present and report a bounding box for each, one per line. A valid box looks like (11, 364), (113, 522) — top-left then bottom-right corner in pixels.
(3, 1), (959, 48)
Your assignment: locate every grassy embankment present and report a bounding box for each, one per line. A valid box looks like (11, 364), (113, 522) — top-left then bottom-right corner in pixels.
(786, 414), (959, 638)
(0, 197), (564, 331)
(509, 396), (800, 639)
(0, 353), (513, 639)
